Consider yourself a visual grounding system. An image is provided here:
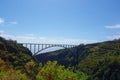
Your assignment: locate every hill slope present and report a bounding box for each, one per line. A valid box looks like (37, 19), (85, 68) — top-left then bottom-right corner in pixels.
(36, 39), (120, 80)
(0, 37), (87, 80)
(0, 37), (34, 68)
(0, 37), (37, 79)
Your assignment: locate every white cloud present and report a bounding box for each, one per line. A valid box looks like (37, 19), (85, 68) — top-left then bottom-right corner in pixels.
(0, 17), (18, 25)
(0, 33), (98, 54)
(9, 21), (18, 24)
(105, 24), (120, 29)
(0, 30), (4, 34)
(0, 33), (97, 45)
(0, 18), (5, 24)
(107, 34), (120, 40)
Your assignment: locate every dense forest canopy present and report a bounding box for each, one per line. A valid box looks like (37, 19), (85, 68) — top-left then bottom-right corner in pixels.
(36, 39), (120, 80)
(0, 36), (120, 80)
(0, 37), (87, 80)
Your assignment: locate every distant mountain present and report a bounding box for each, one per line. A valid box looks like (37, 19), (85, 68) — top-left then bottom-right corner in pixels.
(36, 39), (120, 80)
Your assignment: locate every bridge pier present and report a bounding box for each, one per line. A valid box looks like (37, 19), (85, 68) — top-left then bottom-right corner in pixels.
(20, 43), (77, 56)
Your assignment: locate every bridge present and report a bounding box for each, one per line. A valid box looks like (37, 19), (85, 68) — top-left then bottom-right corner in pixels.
(20, 43), (77, 56)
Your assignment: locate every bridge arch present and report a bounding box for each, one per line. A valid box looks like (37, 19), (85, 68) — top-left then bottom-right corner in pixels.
(20, 43), (76, 56)
(34, 45), (74, 56)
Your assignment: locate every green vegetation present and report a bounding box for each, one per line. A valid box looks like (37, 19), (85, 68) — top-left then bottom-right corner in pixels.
(1, 36), (120, 80)
(36, 61), (88, 80)
(0, 37), (88, 80)
(36, 39), (120, 80)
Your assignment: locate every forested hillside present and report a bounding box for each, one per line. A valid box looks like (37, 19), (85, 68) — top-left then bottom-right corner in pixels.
(0, 37), (36, 79)
(0, 37), (87, 80)
(1, 36), (120, 80)
(36, 39), (120, 80)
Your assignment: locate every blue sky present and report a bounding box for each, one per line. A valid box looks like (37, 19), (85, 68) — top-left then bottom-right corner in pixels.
(0, 0), (120, 44)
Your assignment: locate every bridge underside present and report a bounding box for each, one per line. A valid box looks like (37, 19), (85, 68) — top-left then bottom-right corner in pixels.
(20, 43), (76, 56)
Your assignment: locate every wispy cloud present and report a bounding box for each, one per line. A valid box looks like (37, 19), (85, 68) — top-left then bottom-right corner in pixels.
(0, 32), (98, 54)
(105, 24), (120, 39)
(0, 33), (97, 45)
(0, 18), (5, 24)
(0, 30), (4, 34)
(107, 33), (120, 40)
(9, 21), (18, 25)
(0, 17), (18, 25)
(105, 24), (120, 29)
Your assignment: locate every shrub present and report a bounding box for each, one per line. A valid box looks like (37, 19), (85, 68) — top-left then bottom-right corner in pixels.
(36, 61), (88, 80)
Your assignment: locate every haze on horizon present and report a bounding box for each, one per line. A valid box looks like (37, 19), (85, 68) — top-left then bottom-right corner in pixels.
(0, 0), (120, 45)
